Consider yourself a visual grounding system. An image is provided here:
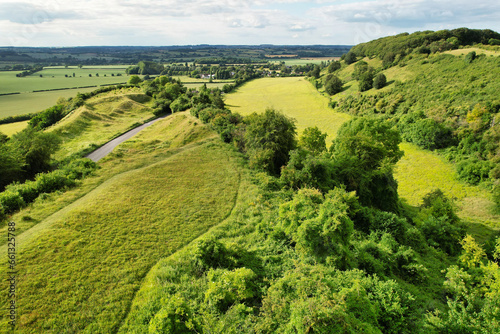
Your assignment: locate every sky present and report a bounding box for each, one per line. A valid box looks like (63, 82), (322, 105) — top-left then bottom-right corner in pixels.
(0, 0), (499, 46)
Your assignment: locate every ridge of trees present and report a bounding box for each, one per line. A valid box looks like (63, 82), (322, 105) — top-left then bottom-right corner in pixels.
(350, 28), (500, 63)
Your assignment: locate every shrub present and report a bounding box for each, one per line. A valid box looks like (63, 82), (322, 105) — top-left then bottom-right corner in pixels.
(205, 268), (258, 312)
(35, 170), (75, 194)
(170, 95), (191, 112)
(465, 51), (476, 64)
(324, 75), (343, 95)
(0, 191), (25, 214)
(373, 73), (387, 89)
(456, 159), (494, 185)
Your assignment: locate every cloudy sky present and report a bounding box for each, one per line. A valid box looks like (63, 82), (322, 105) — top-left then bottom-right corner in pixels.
(0, 0), (499, 46)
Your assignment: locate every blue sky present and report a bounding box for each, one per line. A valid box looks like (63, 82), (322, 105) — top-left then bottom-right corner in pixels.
(0, 0), (499, 46)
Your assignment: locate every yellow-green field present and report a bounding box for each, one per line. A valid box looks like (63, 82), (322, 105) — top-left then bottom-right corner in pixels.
(225, 77), (351, 144)
(0, 111), (241, 333)
(0, 87), (104, 118)
(0, 120), (28, 136)
(396, 143), (499, 227)
(0, 68), (128, 95)
(443, 47), (500, 57)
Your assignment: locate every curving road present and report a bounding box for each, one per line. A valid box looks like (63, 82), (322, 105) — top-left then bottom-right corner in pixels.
(86, 115), (168, 162)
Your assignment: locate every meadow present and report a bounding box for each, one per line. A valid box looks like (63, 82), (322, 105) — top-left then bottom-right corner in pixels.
(224, 77), (351, 144)
(48, 88), (155, 160)
(0, 120), (28, 136)
(0, 108), (242, 333)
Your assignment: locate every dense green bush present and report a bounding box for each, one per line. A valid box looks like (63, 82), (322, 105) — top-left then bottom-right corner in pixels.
(28, 104), (66, 130)
(0, 190), (25, 214)
(324, 74), (343, 95)
(402, 118), (455, 150)
(456, 159), (494, 185)
(244, 109), (297, 176)
(373, 73), (387, 89)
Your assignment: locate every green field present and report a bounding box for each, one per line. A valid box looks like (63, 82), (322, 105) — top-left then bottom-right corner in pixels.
(0, 87), (102, 118)
(225, 77), (351, 145)
(0, 120), (28, 136)
(0, 68), (128, 95)
(0, 108), (241, 332)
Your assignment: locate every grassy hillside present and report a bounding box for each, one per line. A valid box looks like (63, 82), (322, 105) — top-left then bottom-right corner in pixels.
(224, 77), (351, 144)
(0, 120), (28, 136)
(49, 88), (155, 159)
(0, 112), (242, 333)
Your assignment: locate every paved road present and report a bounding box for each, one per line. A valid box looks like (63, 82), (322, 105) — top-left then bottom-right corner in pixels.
(86, 115), (168, 162)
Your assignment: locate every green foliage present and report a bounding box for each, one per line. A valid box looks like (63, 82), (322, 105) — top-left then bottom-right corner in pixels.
(298, 126), (327, 154)
(324, 74), (343, 95)
(465, 50), (476, 64)
(327, 60), (341, 73)
(244, 108), (297, 175)
(402, 118), (455, 150)
(373, 73), (387, 89)
(128, 75), (143, 85)
(419, 189), (465, 255)
(170, 95), (191, 112)
(350, 28), (500, 60)
(28, 104), (66, 130)
(426, 236), (500, 333)
(456, 159), (494, 185)
(12, 127), (61, 177)
(205, 268), (258, 312)
(344, 51), (357, 65)
(148, 295), (200, 333)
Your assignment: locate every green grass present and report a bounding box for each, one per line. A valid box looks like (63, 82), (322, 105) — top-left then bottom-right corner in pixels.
(0, 87), (103, 118)
(396, 142), (499, 228)
(0, 120), (28, 136)
(0, 113), (241, 333)
(49, 88), (155, 159)
(224, 77), (351, 145)
(0, 68), (128, 95)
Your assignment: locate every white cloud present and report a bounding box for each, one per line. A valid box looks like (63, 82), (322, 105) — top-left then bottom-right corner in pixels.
(0, 0), (498, 46)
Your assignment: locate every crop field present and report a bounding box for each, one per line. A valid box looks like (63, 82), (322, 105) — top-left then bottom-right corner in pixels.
(0, 87), (101, 118)
(0, 111), (241, 333)
(0, 68), (128, 95)
(225, 77), (351, 144)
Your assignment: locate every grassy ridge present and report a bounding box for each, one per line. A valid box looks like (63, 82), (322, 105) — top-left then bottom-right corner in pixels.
(49, 88), (154, 159)
(0, 118), (241, 333)
(224, 77), (351, 144)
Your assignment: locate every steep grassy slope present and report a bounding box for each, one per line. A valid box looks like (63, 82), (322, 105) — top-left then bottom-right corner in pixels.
(224, 77), (351, 145)
(49, 88), (155, 159)
(0, 112), (242, 333)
